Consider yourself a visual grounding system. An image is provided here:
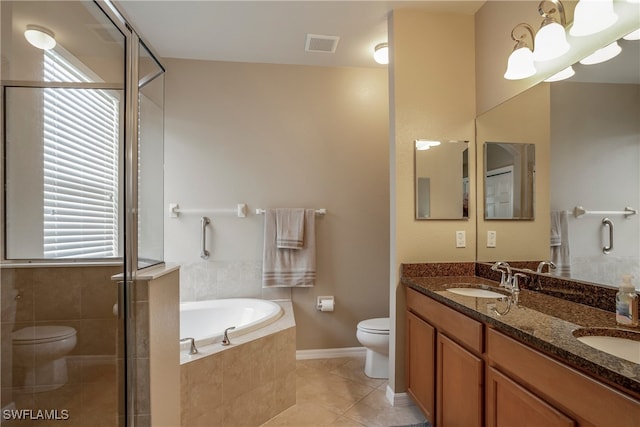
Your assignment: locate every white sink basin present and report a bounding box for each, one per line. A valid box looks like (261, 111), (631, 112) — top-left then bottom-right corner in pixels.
(446, 287), (508, 299)
(575, 335), (640, 364)
(573, 329), (640, 364)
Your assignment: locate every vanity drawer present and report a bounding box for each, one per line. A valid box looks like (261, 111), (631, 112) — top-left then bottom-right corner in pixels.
(407, 287), (483, 354)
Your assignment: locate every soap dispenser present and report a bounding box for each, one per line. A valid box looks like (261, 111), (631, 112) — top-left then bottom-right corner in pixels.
(615, 275), (638, 327)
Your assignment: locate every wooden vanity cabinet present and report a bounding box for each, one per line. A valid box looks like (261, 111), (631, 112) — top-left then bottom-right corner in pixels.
(406, 287), (640, 427)
(406, 288), (484, 427)
(437, 333), (483, 427)
(486, 366), (576, 427)
(406, 311), (436, 422)
(486, 328), (640, 427)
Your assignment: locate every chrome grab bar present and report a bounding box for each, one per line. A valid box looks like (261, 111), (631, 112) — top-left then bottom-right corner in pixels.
(602, 217), (614, 254)
(201, 216), (210, 259)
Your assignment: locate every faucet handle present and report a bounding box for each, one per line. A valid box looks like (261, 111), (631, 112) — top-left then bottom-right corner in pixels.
(180, 337), (198, 355)
(512, 273), (528, 292)
(222, 326), (236, 346)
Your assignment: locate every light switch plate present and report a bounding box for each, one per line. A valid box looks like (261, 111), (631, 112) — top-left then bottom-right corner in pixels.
(487, 230), (497, 248)
(456, 231), (466, 248)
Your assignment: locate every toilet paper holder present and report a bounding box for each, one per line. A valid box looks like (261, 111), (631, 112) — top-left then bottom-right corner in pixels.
(316, 296), (335, 312)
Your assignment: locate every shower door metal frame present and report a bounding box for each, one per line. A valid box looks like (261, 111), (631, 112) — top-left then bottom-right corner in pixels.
(94, 1), (166, 425)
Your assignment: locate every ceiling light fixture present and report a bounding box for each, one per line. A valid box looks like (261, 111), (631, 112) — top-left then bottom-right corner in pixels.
(533, 0), (570, 62)
(415, 140), (441, 151)
(544, 65), (575, 82)
(570, 0), (618, 37)
(373, 43), (389, 65)
(579, 41), (622, 65)
(24, 25), (56, 50)
(504, 23), (537, 80)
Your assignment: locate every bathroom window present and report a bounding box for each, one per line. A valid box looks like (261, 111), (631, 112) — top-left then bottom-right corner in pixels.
(42, 49), (120, 258)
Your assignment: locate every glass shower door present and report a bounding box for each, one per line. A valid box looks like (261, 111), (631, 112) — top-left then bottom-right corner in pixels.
(0, 1), (163, 425)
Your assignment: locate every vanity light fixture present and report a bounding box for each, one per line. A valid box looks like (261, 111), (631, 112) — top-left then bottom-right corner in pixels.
(415, 140), (441, 151)
(623, 28), (640, 41)
(504, 23), (537, 80)
(24, 25), (56, 50)
(570, 0), (618, 37)
(533, 0), (570, 62)
(544, 65), (575, 82)
(373, 43), (389, 65)
(579, 41), (621, 65)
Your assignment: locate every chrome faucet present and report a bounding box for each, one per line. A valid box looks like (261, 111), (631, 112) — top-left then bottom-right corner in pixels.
(221, 326), (236, 346)
(536, 260), (556, 274)
(180, 337), (198, 355)
(534, 261), (556, 290)
(491, 261), (512, 289)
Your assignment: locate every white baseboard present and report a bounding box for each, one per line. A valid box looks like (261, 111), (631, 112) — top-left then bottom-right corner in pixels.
(296, 346), (366, 360)
(385, 385), (415, 407)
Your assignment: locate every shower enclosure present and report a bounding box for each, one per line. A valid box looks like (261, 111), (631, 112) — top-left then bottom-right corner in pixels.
(1, 1), (164, 425)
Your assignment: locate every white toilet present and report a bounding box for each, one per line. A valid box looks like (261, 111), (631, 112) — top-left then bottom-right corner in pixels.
(356, 317), (390, 379)
(12, 326), (77, 391)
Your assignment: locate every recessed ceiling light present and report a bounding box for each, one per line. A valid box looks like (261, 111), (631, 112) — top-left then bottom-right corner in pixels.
(24, 25), (56, 50)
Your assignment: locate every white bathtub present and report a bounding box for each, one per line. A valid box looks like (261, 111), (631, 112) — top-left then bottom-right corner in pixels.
(179, 298), (283, 349)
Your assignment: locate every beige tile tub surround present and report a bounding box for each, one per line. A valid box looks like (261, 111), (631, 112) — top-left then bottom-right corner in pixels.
(180, 302), (296, 427)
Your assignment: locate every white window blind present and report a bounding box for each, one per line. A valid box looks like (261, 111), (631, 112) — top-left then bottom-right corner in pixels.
(43, 49), (120, 258)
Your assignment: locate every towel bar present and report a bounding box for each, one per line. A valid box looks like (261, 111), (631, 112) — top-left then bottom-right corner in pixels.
(255, 208), (326, 215)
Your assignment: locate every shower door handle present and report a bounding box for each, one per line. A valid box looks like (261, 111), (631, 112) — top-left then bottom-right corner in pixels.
(602, 217), (613, 254)
(201, 217), (211, 259)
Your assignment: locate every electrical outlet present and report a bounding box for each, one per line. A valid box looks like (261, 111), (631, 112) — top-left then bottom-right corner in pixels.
(487, 230), (497, 248)
(456, 231), (466, 248)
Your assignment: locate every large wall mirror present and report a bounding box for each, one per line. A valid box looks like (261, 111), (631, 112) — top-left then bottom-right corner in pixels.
(414, 139), (469, 220)
(484, 142), (535, 220)
(477, 34), (640, 288)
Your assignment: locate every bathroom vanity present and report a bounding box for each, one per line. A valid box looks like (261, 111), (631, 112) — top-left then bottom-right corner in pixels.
(403, 275), (640, 427)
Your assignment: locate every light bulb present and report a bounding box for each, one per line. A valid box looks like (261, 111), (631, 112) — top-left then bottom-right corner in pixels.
(504, 47), (536, 80)
(544, 66), (575, 82)
(533, 21), (570, 62)
(570, 0), (618, 37)
(579, 41), (621, 65)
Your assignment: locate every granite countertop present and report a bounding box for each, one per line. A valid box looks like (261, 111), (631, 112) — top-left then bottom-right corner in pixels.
(402, 275), (640, 398)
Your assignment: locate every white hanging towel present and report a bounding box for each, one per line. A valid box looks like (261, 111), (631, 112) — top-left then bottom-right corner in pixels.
(550, 211), (571, 277)
(262, 208), (316, 287)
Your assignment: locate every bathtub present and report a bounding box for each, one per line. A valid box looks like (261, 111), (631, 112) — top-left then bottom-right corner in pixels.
(179, 298), (284, 349)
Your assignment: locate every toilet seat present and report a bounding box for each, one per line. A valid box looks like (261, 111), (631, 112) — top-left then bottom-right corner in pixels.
(357, 317), (389, 335)
(12, 326), (77, 345)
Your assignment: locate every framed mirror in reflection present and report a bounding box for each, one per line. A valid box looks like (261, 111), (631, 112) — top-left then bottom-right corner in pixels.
(414, 140), (469, 220)
(484, 142), (535, 220)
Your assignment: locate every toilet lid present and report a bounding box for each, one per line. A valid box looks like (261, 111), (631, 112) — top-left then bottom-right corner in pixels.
(12, 326), (77, 343)
(357, 317), (390, 333)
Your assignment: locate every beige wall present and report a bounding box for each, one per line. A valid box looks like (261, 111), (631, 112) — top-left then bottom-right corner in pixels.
(163, 59), (390, 350)
(476, 83), (551, 262)
(389, 9), (476, 393)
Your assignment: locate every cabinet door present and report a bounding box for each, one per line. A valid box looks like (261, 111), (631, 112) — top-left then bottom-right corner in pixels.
(437, 334), (483, 427)
(406, 311), (436, 424)
(486, 367), (576, 427)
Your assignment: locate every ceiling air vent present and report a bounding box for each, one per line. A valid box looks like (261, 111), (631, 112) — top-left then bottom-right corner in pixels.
(305, 34), (340, 53)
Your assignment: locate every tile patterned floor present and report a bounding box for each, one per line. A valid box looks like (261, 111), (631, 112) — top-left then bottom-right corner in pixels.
(261, 356), (426, 427)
